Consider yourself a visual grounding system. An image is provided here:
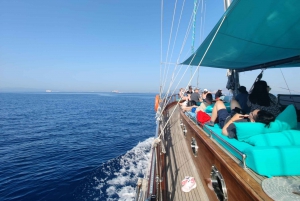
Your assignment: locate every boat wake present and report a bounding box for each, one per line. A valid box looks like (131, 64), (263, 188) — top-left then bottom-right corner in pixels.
(73, 137), (154, 201)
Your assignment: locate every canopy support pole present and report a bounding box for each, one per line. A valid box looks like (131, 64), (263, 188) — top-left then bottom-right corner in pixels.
(233, 70), (240, 97)
(223, 0), (238, 97)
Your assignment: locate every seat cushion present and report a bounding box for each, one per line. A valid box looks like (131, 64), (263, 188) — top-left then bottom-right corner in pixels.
(276, 104), (297, 129)
(245, 130), (300, 146)
(244, 145), (300, 177)
(203, 124), (300, 176)
(234, 105), (297, 141)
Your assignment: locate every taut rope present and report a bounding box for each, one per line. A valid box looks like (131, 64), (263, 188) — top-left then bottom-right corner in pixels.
(157, 15), (227, 139)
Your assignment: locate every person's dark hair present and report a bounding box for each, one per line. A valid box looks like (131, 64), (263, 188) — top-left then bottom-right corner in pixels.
(187, 100), (197, 106)
(205, 93), (213, 103)
(254, 110), (275, 128)
(238, 86), (247, 93)
(249, 80), (270, 106)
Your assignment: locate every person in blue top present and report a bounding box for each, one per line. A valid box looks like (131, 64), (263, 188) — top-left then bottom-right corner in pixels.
(235, 86), (250, 114)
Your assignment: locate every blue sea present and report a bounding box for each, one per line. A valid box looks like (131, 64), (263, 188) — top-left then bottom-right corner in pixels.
(0, 93), (156, 201)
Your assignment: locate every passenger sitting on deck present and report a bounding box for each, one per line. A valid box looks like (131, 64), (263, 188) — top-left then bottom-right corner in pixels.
(196, 93), (214, 113)
(235, 86), (250, 114)
(179, 88), (189, 101)
(190, 88), (201, 104)
(186, 86), (193, 100)
(181, 100), (197, 112)
(247, 80), (281, 117)
(200, 89), (209, 102)
(215, 89), (223, 100)
(206, 100), (275, 139)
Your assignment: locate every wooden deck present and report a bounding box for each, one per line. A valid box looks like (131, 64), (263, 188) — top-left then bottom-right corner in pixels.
(162, 105), (209, 201)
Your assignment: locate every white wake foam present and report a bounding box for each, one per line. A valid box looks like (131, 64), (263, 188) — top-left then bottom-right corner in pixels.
(95, 137), (154, 200)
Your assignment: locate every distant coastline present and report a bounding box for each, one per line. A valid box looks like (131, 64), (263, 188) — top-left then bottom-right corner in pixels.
(0, 88), (157, 93)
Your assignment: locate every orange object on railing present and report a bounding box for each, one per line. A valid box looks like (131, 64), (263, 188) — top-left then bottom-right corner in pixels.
(154, 95), (160, 111)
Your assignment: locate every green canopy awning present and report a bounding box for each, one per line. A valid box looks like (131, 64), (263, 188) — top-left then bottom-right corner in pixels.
(182, 0), (300, 72)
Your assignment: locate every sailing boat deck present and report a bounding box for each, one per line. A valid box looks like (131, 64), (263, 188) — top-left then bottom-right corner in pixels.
(162, 105), (209, 201)
(178, 103), (300, 201)
(150, 98), (300, 200)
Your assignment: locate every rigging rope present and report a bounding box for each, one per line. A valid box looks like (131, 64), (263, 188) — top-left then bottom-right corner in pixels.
(159, 0), (164, 98)
(161, 0), (187, 106)
(160, 0), (199, 109)
(159, 0), (210, 117)
(279, 68), (292, 95)
(191, 0), (197, 54)
(160, 0), (179, 96)
(157, 15), (227, 139)
(200, 0), (206, 42)
(249, 69), (264, 94)
(160, 0), (196, 101)
(158, 63), (191, 117)
(197, 0), (206, 87)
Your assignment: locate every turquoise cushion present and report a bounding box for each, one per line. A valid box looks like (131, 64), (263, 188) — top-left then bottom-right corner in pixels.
(276, 104), (297, 129)
(224, 102), (231, 112)
(244, 146), (300, 177)
(235, 120), (284, 141)
(235, 105), (297, 141)
(204, 103), (215, 113)
(203, 124), (300, 176)
(245, 130), (300, 146)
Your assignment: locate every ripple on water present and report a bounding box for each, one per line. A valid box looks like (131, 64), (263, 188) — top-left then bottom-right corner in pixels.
(0, 93), (156, 200)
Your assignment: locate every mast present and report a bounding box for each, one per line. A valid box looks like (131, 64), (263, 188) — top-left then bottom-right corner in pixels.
(191, 0), (198, 83)
(223, 0), (240, 97)
(223, 0), (231, 11)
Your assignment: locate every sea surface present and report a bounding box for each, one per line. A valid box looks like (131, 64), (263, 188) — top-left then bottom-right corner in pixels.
(0, 93), (156, 201)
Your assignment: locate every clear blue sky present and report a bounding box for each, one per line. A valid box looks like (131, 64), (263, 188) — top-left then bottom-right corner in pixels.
(0, 0), (299, 94)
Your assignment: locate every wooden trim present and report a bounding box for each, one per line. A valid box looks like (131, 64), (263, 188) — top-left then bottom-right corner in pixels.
(155, 146), (160, 200)
(181, 111), (272, 201)
(159, 148), (167, 201)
